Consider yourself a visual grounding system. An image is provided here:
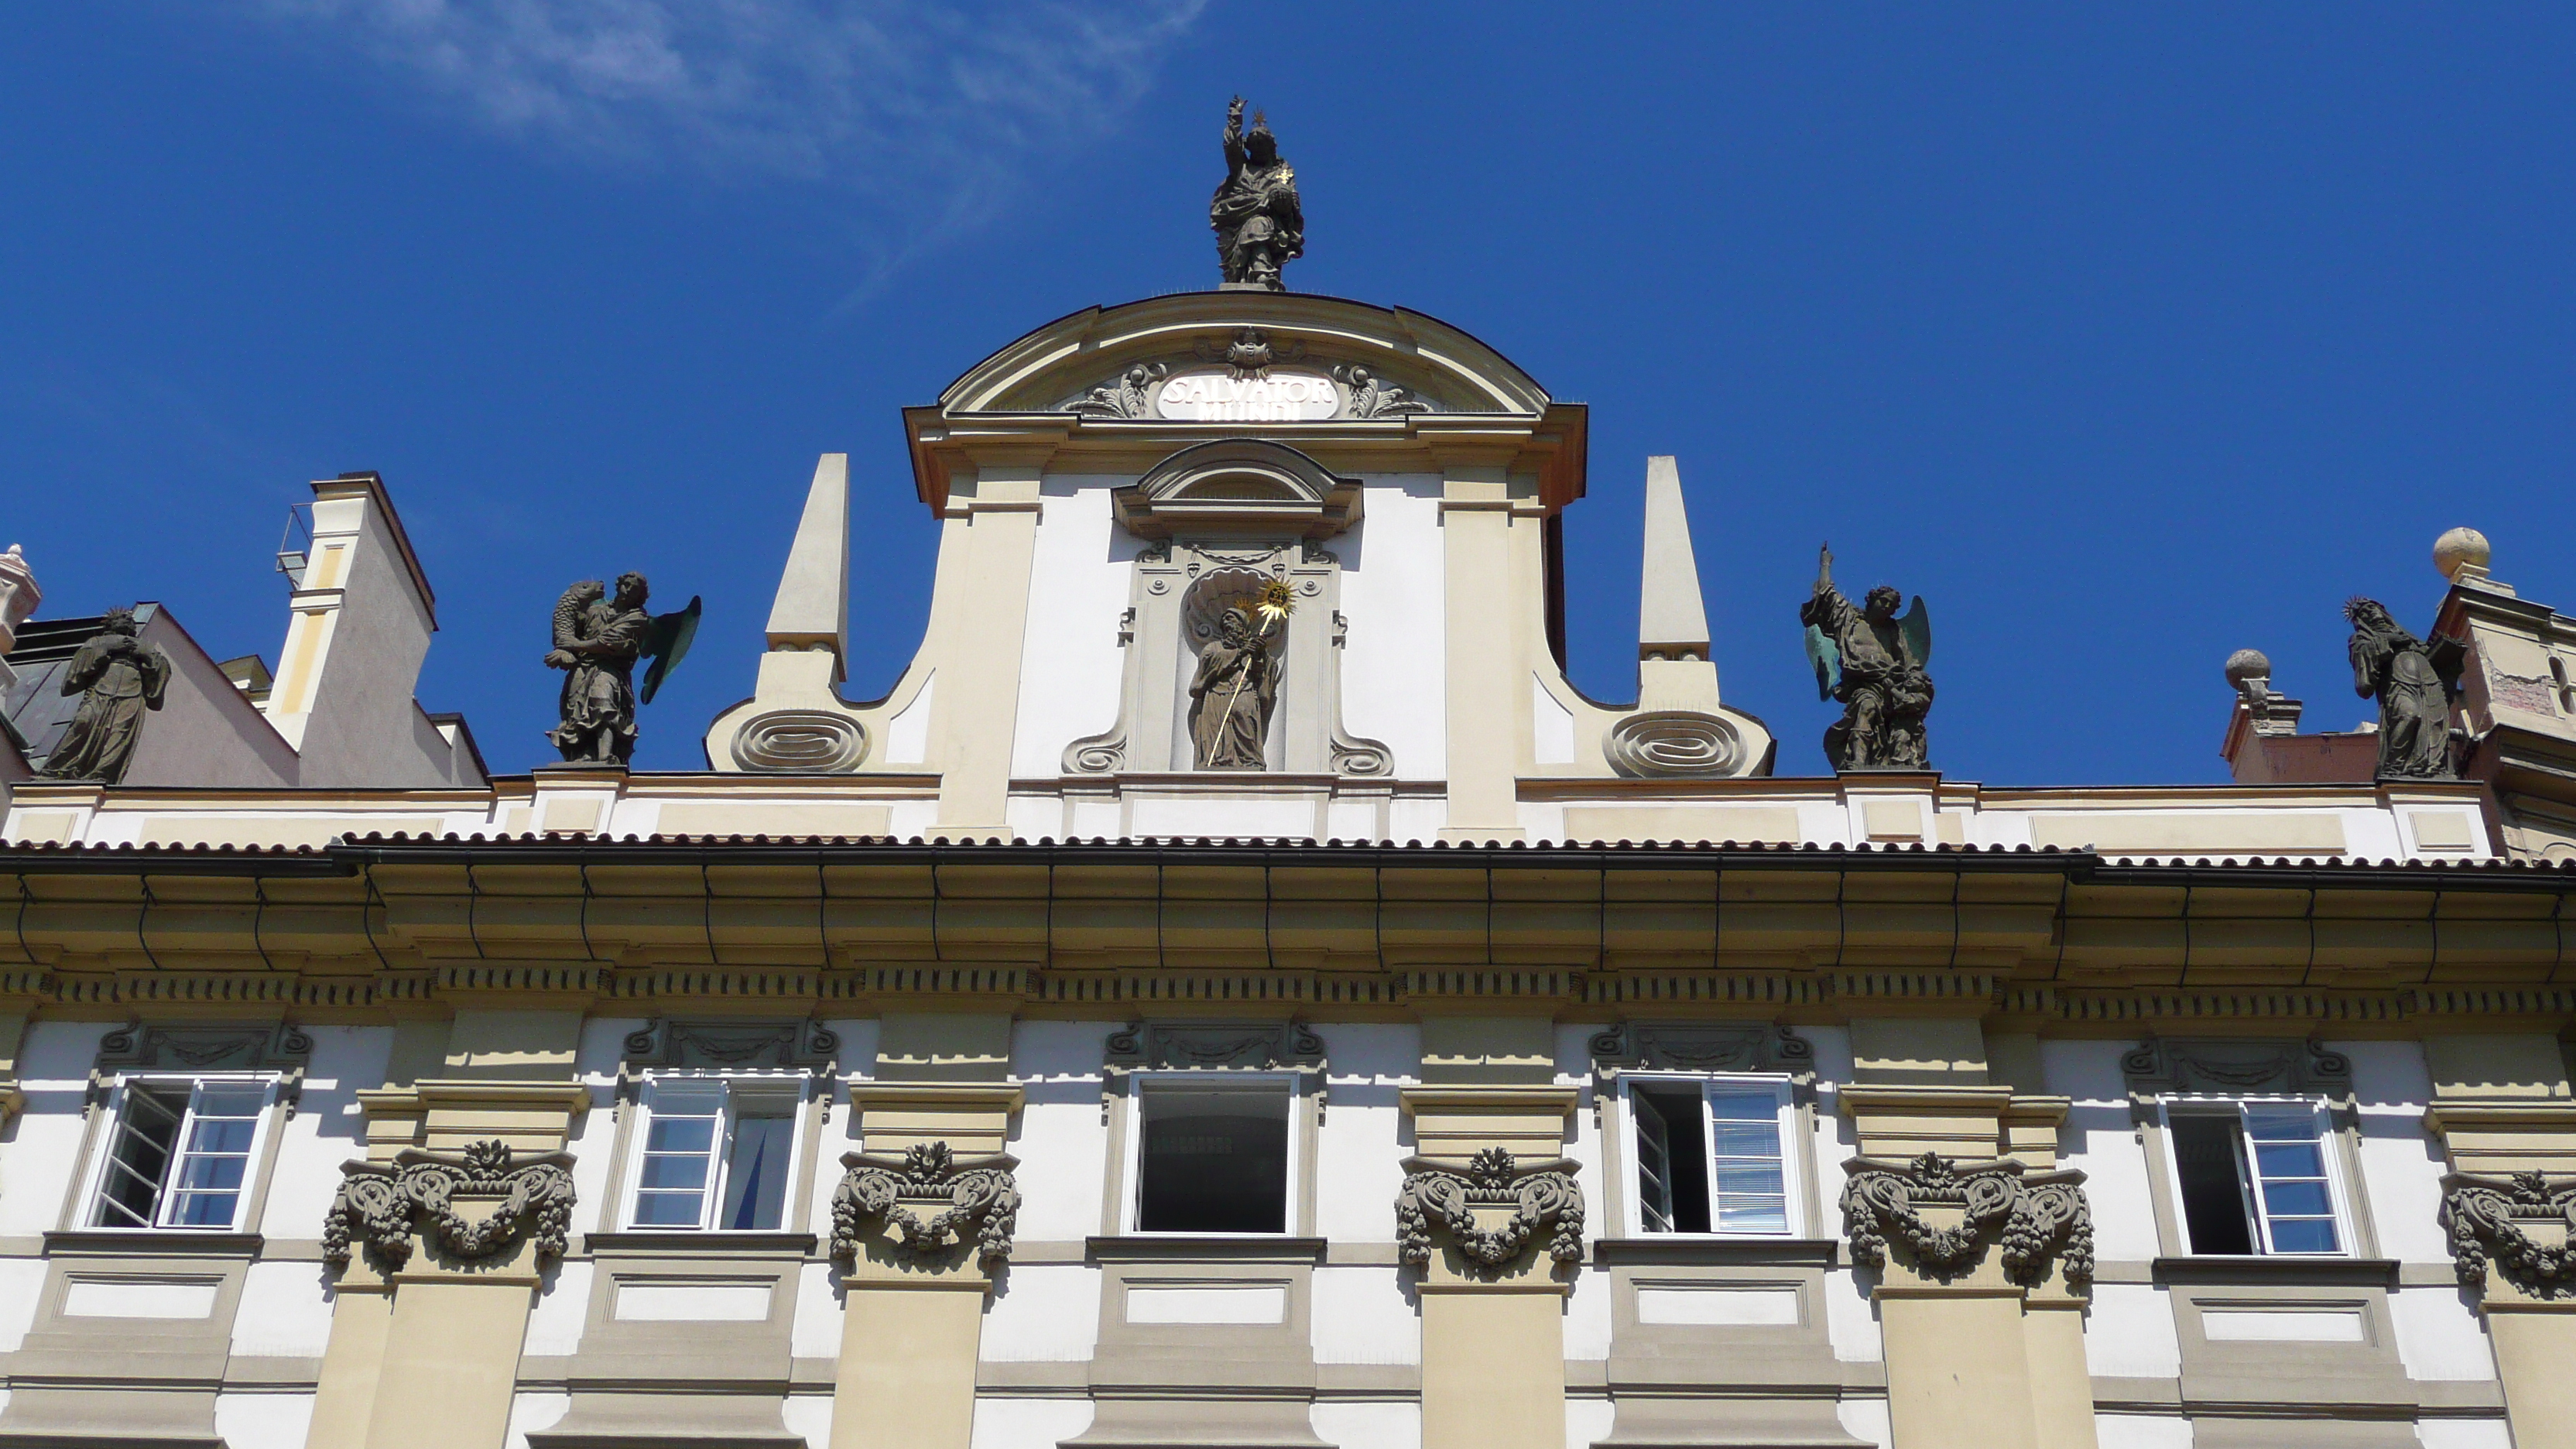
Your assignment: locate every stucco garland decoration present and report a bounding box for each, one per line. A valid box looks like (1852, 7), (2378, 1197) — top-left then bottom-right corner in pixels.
(322, 1140), (577, 1271)
(2443, 1170), (2576, 1297)
(1395, 1148), (1586, 1269)
(831, 1142), (1022, 1268)
(1841, 1153), (2093, 1293)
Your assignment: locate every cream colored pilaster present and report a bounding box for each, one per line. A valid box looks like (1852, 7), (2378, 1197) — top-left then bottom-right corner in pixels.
(831, 1012), (1024, 1449)
(1841, 1018), (2055, 1449)
(928, 451), (1046, 833)
(2003, 1095), (2095, 1449)
(310, 1011), (587, 1449)
(2423, 1033), (2576, 1449)
(1437, 456), (1530, 841)
(1399, 1077), (1580, 1449)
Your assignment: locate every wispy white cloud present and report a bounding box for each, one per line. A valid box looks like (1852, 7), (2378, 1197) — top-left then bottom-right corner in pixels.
(241, 1), (1205, 245)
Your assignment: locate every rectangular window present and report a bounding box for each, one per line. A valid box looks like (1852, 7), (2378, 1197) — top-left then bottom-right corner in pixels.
(2166, 1101), (2344, 1256)
(1627, 1076), (1797, 1237)
(627, 1077), (798, 1231)
(90, 1078), (276, 1231)
(1132, 1078), (1294, 1235)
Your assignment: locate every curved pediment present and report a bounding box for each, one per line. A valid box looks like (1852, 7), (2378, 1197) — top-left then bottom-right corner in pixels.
(937, 292), (1551, 419)
(1113, 440), (1362, 540)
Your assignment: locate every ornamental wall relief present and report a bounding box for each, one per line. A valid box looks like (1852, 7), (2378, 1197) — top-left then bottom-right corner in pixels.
(2442, 1170), (2576, 1299)
(1395, 1147), (1586, 1272)
(1057, 331), (1447, 422)
(324, 1140), (579, 1270)
(1840, 1152), (2094, 1293)
(831, 1141), (1023, 1269)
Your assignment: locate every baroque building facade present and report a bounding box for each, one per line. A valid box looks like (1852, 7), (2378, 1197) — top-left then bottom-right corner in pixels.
(0, 285), (2572, 1449)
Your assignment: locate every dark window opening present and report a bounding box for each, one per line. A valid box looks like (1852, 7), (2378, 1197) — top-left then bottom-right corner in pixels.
(94, 1084), (185, 1228)
(2170, 1114), (2257, 1255)
(1138, 1086), (1290, 1234)
(1633, 1084), (1711, 1234)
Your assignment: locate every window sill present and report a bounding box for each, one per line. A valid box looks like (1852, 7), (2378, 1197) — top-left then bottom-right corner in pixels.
(583, 1230), (817, 1259)
(2150, 1255), (2398, 1287)
(44, 1228), (265, 1258)
(1087, 1235), (1327, 1265)
(1593, 1236), (1837, 1268)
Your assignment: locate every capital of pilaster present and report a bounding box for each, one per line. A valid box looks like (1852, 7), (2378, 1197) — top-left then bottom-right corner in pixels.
(1396, 1147), (1584, 1292)
(1841, 1151), (2093, 1300)
(831, 1140), (1021, 1292)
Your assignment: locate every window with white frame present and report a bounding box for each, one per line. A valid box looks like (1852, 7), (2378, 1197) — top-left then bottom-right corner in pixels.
(1127, 1075), (1297, 1235)
(1624, 1075), (1800, 1235)
(88, 1077), (279, 1231)
(2163, 1100), (2346, 1255)
(624, 1077), (801, 1231)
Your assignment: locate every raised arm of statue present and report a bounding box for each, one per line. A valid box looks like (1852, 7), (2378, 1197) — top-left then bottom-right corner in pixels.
(1223, 95), (1247, 173)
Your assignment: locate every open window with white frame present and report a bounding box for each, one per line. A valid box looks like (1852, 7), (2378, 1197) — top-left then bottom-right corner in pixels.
(1121, 1073), (1303, 1235)
(83, 1074), (282, 1231)
(1619, 1074), (1802, 1237)
(2159, 1097), (2350, 1256)
(622, 1074), (806, 1232)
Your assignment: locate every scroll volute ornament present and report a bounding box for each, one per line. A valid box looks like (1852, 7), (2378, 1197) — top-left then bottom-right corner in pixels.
(1395, 1148), (1586, 1270)
(831, 1141), (1023, 1269)
(324, 1139), (578, 1271)
(1840, 1152), (2094, 1293)
(2443, 1170), (2576, 1298)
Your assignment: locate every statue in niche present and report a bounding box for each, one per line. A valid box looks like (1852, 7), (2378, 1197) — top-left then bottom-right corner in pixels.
(545, 573), (700, 766)
(1189, 605), (1280, 770)
(2345, 597), (2462, 779)
(1800, 544), (1933, 772)
(37, 607), (169, 784)
(1211, 97), (1302, 290)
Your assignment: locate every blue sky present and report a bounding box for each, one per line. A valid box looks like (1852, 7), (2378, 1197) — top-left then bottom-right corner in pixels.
(5, 5), (2571, 782)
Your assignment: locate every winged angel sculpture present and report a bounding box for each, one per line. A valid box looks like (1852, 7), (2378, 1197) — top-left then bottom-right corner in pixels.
(1800, 544), (1934, 772)
(545, 572), (700, 765)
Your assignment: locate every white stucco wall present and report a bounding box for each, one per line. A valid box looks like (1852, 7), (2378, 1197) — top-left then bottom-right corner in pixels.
(1011, 480), (1140, 782)
(2044, 1040), (2164, 1262)
(1338, 478), (1447, 781)
(1009, 1020), (1115, 1242)
(259, 1024), (392, 1242)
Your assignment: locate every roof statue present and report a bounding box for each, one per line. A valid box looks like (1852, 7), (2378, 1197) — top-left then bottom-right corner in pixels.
(1800, 543), (1933, 772)
(2345, 595), (2462, 779)
(35, 605), (168, 784)
(545, 572), (700, 766)
(1211, 97), (1302, 291)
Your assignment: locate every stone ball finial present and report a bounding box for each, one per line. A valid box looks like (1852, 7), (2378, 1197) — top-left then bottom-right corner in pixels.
(2434, 526), (2491, 581)
(2224, 649), (2272, 689)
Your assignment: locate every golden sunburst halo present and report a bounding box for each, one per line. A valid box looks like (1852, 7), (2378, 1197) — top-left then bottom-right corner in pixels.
(1255, 577), (1297, 625)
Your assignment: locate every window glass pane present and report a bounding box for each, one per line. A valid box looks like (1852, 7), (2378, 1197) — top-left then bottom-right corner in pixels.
(644, 1117), (717, 1155)
(2267, 1218), (2340, 1255)
(2259, 1180), (2333, 1218)
(2251, 1141), (2324, 1178)
(638, 1152), (711, 1191)
(1631, 1090), (1677, 1233)
(1704, 1084), (1787, 1237)
(1137, 1084), (1290, 1233)
(633, 1081), (728, 1229)
(192, 1084), (269, 1118)
(720, 1113), (794, 1231)
(94, 1086), (185, 1228)
(632, 1191), (704, 1226)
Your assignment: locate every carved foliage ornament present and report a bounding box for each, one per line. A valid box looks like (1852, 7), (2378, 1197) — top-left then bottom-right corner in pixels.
(2442, 1170), (2576, 1298)
(831, 1142), (1022, 1268)
(324, 1140), (578, 1271)
(1840, 1153), (2094, 1293)
(1396, 1148), (1586, 1269)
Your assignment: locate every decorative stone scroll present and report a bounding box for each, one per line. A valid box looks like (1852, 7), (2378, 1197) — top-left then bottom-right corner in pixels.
(830, 1142), (1022, 1268)
(1106, 1020), (1325, 1073)
(728, 707), (866, 772)
(1840, 1153), (2094, 1293)
(323, 1140), (578, 1271)
(2119, 1038), (2352, 1099)
(91, 1022), (313, 1115)
(1605, 710), (1744, 778)
(618, 1019), (840, 1106)
(2442, 1170), (2576, 1298)
(1590, 1023), (1812, 1076)
(1396, 1148), (1586, 1269)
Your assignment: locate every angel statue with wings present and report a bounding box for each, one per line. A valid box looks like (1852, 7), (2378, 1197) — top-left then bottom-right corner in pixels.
(544, 572), (700, 766)
(1800, 544), (1934, 772)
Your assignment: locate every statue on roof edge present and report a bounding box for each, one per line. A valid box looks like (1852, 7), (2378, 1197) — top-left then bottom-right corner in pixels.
(38, 606), (169, 785)
(1800, 544), (1934, 772)
(545, 573), (700, 766)
(2345, 596), (2461, 779)
(1211, 97), (1303, 291)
